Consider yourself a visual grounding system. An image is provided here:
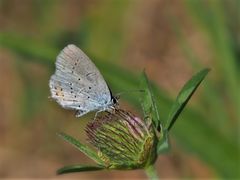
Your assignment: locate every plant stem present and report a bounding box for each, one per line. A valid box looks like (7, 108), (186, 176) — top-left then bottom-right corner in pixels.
(144, 165), (159, 180)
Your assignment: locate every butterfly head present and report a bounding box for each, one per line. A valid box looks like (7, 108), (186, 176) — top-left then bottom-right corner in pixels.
(111, 96), (119, 106)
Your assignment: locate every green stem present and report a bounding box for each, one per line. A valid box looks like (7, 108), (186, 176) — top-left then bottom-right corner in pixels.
(144, 165), (159, 180)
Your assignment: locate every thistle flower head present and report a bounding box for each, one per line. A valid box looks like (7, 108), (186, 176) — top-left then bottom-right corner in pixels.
(86, 109), (157, 169)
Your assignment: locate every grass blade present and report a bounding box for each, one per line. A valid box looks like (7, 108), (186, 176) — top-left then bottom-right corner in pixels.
(166, 68), (210, 131)
(57, 164), (104, 175)
(57, 132), (104, 165)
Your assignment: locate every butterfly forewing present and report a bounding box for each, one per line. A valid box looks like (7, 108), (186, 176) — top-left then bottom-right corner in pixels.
(49, 44), (112, 116)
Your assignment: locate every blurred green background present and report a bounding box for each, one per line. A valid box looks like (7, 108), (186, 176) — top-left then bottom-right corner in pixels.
(0, 0), (239, 179)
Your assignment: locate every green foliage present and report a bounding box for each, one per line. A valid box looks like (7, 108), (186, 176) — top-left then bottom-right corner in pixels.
(77, 0), (131, 62)
(173, 1), (239, 177)
(140, 70), (209, 155)
(57, 165), (104, 175)
(166, 68), (210, 131)
(57, 132), (104, 165)
(140, 71), (161, 130)
(156, 129), (169, 154)
(0, 32), (57, 65)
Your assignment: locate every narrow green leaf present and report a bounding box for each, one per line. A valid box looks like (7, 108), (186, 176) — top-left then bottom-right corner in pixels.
(0, 32), (58, 65)
(157, 130), (170, 154)
(166, 68), (210, 131)
(140, 71), (161, 131)
(57, 132), (104, 165)
(57, 164), (104, 175)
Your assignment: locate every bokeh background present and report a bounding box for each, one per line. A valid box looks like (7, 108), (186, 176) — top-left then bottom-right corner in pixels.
(0, 0), (239, 179)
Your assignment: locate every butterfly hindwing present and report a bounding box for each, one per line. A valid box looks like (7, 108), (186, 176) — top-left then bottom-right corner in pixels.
(49, 44), (113, 116)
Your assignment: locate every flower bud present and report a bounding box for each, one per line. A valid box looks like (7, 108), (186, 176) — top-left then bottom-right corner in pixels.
(86, 109), (157, 169)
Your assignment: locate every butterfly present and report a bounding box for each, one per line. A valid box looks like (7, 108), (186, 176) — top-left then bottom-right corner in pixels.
(49, 44), (118, 117)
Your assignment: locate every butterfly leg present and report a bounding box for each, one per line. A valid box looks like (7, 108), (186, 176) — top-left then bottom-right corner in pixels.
(93, 106), (117, 121)
(93, 110), (103, 121)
